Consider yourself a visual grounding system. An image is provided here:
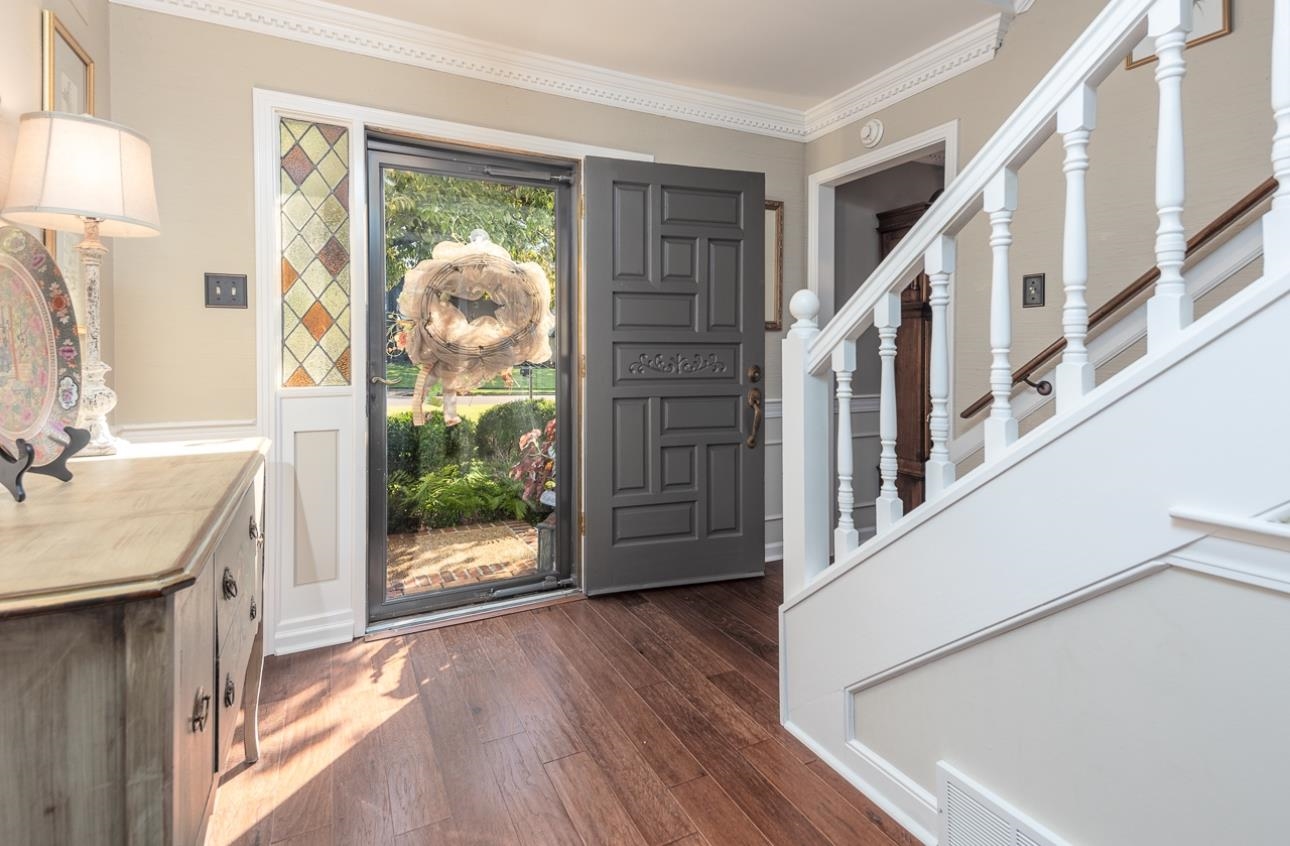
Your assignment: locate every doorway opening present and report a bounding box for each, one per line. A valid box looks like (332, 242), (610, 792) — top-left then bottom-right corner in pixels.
(365, 135), (577, 623)
(826, 142), (948, 540)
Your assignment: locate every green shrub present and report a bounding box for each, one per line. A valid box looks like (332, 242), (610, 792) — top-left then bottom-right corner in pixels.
(386, 412), (421, 478)
(386, 470), (422, 534)
(475, 399), (556, 460)
(412, 463), (527, 528)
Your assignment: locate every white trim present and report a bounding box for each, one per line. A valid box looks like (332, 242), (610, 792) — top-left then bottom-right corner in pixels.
(782, 718), (938, 845)
(803, 16), (1008, 141)
(843, 533), (1290, 698)
(273, 608), (357, 655)
(115, 418), (260, 442)
(807, 121), (960, 324)
(764, 397), (783, 419)
(109, 0), (1010, 142)
(765, 541), (784, 563)
(1169, 507), (1290, 551)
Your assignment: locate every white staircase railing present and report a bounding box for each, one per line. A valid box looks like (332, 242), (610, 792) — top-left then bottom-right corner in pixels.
(782, 0), (1290, 600)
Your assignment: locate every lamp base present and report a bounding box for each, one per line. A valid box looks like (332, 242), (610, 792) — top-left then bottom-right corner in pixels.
(79, 360), (124, 456)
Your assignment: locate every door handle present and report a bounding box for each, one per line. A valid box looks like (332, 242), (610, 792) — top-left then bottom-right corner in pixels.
(370, 375), (397, 386)
(746, 387), (763, 448)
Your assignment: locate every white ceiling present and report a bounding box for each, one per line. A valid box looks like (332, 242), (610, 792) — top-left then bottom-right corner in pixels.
(324, 0), (1013, 109)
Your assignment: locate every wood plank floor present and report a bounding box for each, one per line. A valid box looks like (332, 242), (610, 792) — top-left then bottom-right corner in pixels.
(206, 562), (914, 846)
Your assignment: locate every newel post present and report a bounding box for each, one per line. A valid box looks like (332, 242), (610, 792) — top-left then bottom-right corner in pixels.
(781, 290), (831, 600)
(1266, 0), (1290, 275)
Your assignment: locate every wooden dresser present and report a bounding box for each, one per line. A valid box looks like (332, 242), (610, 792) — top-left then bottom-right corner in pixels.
(0, 439), (270, 845)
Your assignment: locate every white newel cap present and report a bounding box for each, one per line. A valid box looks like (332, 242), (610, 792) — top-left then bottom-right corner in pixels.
(789, 289), (820, 332)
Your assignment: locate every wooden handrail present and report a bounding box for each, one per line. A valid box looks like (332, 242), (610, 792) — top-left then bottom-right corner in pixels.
(960, 177), (1278, 419)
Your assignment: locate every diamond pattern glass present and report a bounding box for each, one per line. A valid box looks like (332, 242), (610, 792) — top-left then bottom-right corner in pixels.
(280, 118), (351, 387)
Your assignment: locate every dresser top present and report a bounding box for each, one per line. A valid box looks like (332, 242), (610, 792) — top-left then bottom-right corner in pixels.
(0, 438), (269, 618)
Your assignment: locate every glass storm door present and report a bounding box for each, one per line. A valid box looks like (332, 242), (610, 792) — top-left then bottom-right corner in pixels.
(365, 137), (575, 623)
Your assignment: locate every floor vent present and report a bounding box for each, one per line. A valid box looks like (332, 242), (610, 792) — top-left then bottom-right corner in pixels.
(937, 762), (1068, 846)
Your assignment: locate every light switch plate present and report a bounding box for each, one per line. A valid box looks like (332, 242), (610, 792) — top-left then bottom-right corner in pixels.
(205, 273), (248, 309)
(1022, 273), (1045, 308)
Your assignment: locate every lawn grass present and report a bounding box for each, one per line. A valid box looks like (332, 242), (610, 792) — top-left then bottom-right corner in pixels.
(384, 360), (556, 394)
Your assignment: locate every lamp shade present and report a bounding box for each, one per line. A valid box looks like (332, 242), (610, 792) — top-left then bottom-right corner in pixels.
(1, 112), (160, 238)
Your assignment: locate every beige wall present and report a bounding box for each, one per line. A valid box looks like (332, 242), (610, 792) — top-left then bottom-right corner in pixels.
(1, 0), (115, 371)
(807, 0), (1274, 436)
(107, 6), (806, 425)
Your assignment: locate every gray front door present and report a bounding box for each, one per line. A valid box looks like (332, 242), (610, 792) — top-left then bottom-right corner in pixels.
(583, 158), (765, 595)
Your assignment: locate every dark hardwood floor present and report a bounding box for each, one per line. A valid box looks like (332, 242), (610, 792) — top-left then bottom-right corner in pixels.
(207, 562), (915, 846)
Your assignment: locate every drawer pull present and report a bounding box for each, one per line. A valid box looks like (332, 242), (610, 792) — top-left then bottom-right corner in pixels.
(249, 596), (258, 621)
(222, 567), (238, 600)
(191, 689), (212, 733)
(250, 515), (263, 547)
(224, 674), (237, 708)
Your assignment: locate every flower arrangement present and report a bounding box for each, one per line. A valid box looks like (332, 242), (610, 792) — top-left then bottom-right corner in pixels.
(510, 417), (556, 509)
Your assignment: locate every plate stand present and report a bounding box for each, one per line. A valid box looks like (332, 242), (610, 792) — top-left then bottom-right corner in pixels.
(0, 427), (92, 503)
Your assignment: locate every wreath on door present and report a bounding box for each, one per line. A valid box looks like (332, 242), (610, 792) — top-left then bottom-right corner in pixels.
(395, 230), (554, 426)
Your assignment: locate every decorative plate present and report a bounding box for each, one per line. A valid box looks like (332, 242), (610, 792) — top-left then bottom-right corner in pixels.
(0, 226), (81, 466)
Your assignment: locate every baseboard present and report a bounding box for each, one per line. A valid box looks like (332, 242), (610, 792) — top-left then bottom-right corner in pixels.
(783, 717), (938, 844)
(765, 540), (784, 562)
(116, 418), (261, 443)
(272, 609), (355, 655)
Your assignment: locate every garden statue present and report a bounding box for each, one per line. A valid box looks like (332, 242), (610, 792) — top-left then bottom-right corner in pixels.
(397, 230), (554, 426)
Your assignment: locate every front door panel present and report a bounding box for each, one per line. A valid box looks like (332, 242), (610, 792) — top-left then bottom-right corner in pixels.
(584, 158), (765, 594)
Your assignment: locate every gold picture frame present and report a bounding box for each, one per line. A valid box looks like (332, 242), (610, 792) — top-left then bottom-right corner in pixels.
(765, 199), (784, 332)
(41, 11), (96, 298)
(1126, 0), (1231, 69)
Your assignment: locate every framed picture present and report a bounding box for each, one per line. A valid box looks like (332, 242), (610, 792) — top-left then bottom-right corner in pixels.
(1126, 0), (1231, 69)
(43, 11), (95, 114)
(42, 11), (96, 302)
(765, 200), (784, 331)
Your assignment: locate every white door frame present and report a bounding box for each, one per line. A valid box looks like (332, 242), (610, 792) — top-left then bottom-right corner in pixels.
(807, 120), (960, 324)
(252, 88), (650, 654)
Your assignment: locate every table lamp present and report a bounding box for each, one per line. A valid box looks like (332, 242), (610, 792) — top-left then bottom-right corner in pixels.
(1, 112), (161, 455)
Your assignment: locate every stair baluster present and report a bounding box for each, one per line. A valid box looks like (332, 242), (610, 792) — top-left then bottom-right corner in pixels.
(832, 340), (860, 556)
(984, 169), (1020, 458)
(874, 294), (903, 535)
(1267, 0), (1290, 275)
(924, 236), (957, 499)
(1146, 0), (1194, 349)
(1056, 86), (1097, 410)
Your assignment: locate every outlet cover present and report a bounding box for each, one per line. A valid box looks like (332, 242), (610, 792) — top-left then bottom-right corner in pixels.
(1022, 273), (1046, 308)
(205, 273), (248, 309)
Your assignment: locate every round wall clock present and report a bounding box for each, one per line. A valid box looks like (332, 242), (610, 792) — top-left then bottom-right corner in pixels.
(0, 225), (82, 466)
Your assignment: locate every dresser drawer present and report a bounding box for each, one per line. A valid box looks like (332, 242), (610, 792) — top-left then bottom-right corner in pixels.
(214, 485), (259, 655)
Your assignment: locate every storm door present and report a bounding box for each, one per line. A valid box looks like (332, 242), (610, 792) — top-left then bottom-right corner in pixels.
(366, 136), (575, 622)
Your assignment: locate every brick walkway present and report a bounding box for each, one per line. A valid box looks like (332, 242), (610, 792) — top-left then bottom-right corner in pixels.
(386, 520), (538, 599)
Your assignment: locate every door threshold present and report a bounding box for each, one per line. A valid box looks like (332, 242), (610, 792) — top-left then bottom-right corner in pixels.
(364, 587), (583, 640)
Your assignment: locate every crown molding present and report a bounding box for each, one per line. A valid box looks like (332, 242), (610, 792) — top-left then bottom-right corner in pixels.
(109, 0), (1012, 143)
(803, 13), (1010, 141)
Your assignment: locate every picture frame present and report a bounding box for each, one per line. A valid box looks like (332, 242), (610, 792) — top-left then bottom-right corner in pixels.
(1126, 0), (1231, 69)
(764, 199), (784, 332)
(41, 10), (96, 301)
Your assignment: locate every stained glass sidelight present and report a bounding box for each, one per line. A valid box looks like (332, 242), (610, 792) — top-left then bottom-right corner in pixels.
(280, 118), (351, 387)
